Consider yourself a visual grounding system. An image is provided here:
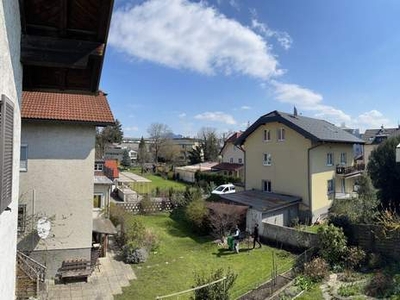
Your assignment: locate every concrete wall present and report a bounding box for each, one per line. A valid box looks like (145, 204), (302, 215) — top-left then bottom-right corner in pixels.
(243, 123), (311, 204)
(0, 1), (22, 298)
(310, 143), (354, 220)
(261, 222), (319, 249)
(222, 142), (244, 164)
(19, 122), (95, 276)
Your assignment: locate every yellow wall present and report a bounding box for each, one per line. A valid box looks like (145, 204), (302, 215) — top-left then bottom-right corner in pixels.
(243, 123), (311, 205)
(310, 143), (355, 215)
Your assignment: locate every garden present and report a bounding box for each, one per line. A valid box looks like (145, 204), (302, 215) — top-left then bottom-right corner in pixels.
(113, 213), (295, 300)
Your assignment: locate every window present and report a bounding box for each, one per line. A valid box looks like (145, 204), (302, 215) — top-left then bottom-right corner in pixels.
(327, 179), (334, 194)
(340, 153), (347, 165)
(263, 129), (271, 142)
(229, 158), (233, 163)
(0, 94), (14, 213)
(94, 163), (103, 171)
(278, 128), (285, 141)
(20, 145), (28, 171)
(18, 205), (27, 233)
(93, 194), (103, 209)
(326, 153), (334, 166)
(262, 180), (272, 192)
(238, 158), (243, 164)
(263, 153), (272, 166)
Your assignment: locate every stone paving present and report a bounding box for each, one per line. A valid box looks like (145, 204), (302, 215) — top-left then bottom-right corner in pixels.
(41, 250), (136, 300)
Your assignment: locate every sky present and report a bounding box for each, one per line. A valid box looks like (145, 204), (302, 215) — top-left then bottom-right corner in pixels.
(100, 0), (400, 138)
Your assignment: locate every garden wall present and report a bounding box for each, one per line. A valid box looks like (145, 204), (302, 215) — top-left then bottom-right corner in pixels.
(261, 222), (319, 250)
(349, 224), (400, 260)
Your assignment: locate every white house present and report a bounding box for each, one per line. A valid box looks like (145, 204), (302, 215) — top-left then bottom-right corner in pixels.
(0, 1), (22, 298)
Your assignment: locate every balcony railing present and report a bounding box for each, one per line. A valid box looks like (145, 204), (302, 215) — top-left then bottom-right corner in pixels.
(336, 163), (365, 175)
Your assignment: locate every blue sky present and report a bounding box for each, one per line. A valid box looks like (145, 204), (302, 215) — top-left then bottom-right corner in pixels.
(100, 0), (400, 138)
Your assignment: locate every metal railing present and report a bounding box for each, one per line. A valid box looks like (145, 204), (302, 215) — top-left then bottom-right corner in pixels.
(336, 163), (365, 175)
(17, 250), (47, 296)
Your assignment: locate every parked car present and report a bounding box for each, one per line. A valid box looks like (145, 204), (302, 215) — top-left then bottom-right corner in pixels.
(211, 183), (236, 195)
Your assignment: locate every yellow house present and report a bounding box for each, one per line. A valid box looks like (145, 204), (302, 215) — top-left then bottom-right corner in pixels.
(235, 110), (364, 222)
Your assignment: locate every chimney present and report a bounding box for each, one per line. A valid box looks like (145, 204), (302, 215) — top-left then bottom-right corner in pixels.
(293, 106), (298, 117)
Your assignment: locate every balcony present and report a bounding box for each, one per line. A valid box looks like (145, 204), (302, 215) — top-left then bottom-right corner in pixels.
(336, 163), (365, 177)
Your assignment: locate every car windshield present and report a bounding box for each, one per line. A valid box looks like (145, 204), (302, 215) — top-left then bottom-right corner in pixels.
(215, 186), (225, 191)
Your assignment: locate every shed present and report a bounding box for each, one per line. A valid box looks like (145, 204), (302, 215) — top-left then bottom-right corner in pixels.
(220, 190), (301, 231)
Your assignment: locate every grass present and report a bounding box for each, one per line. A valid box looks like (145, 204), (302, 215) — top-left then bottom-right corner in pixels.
(115, 213), (295, 300)
(296, 283), (324, 300)
(125, 168), (188, 194)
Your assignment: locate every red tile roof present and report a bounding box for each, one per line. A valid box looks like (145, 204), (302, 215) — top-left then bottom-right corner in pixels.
(104, 160), (119, 179)
(21, 91), (114, 125)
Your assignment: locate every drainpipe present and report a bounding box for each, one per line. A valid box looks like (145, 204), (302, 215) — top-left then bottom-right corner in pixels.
(32, 189), (36, 251)
(307, 142), (323, 223)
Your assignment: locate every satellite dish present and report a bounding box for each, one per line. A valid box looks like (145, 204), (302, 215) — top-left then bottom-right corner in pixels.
(37, 217), (51, 239)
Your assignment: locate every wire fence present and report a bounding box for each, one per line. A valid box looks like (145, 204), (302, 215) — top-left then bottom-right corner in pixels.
(155, 277), (227, 300)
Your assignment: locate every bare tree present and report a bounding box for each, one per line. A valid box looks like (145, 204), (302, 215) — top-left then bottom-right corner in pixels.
(198, 127), (219, 162)
(207, 202), (247, 241)
(147, 123), (172, 163)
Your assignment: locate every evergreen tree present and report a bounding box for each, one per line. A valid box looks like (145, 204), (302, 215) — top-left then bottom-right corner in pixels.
(368, 136), (400, 209)
(138, 136), (149, 173)
(188, 145), (203, 165)
(121, 149), (132, 168)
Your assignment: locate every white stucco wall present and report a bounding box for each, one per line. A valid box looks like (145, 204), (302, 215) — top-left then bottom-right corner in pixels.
(19, 123), (96, 254)
(0, 0), (22, 298)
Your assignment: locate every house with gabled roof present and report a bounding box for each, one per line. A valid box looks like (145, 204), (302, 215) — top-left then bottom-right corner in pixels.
(235, 110), (364, 222)
(212, 132), (244, 181)
(18, 91), (115, 277)
(362, 126), (400, 166)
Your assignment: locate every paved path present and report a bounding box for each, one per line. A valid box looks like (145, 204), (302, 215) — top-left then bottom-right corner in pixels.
(42, 250), (136, 300)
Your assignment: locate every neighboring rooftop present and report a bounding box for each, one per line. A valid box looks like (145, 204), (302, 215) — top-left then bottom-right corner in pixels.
(21, 91), (114, 125)
(236, 110), (364, 145)
(362, 127), (400, 144)
(212, 162), (243, 171)
(220, 190), (301, 213)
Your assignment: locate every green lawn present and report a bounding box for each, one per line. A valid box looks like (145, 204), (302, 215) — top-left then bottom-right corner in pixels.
(126, 168), (188, 194)
(116, 214), (295, 300)
(296, 284), (324, 300)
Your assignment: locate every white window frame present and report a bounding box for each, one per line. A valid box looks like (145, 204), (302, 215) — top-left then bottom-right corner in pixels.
(93, 193), (104, 210)
(20, 144), (28, 172)
(340, 152), (347, 165)
(263, 129), (271, 142)
(263, 153), (272, 166)
(326, 153), (334, 166)
(327, 179), (334, 194)
(262, 180), (272, 192)
(94, 163), (103, 171)
(278, 128), (285, 141)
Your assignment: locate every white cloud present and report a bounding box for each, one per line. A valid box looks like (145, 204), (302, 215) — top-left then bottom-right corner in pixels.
(124, 126), (139, 132)
(178, 112), (187, 118)
(250, 12), (292, 50)
(195, 111), (236, 125)
(229, 0), (240, 11)
(109, 0), (282, 79)
(354, 110), (392, 129)
(241, 105), (251, 110)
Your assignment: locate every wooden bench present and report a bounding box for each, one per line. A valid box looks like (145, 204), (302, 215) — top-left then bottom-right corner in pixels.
(57, 259), (92, 283)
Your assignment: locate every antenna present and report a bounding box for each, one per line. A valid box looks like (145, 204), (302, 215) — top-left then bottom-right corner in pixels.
(37, 217), (51, 239)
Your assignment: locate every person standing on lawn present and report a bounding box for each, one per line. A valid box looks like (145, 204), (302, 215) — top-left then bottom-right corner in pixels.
(252, 223), (261, 249)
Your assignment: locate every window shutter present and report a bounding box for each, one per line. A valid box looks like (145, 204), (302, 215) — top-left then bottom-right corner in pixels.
(0, 94), (14, 213)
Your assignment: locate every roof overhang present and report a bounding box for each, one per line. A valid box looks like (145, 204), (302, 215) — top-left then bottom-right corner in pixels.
(93, 218), (117, 235)
(20, 0), (114, 93)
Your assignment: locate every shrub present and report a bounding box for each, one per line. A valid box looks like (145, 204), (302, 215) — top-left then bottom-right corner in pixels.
(317, 224), (347, 266)
(294, 275), (314, 291)
(123, 246), (148, 264)
(344, 246), (366, 271)
(185, 199), (208, 234)
(192, 268), (237, 300)
(365, 271), (393, 298)
(303, 257), (329, 282)
(109, 202), (128, 227)
(120, 216), (146, 248)
(142, 228), (159, 251)
(338, 283), (362, 297)
(367, 253), (383, 270)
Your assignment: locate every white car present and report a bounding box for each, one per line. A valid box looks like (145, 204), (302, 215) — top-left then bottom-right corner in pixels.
(211, 184), (236, 195)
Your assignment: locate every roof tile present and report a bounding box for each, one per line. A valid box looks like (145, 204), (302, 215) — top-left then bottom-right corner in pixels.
(22, 91), (114, 125)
